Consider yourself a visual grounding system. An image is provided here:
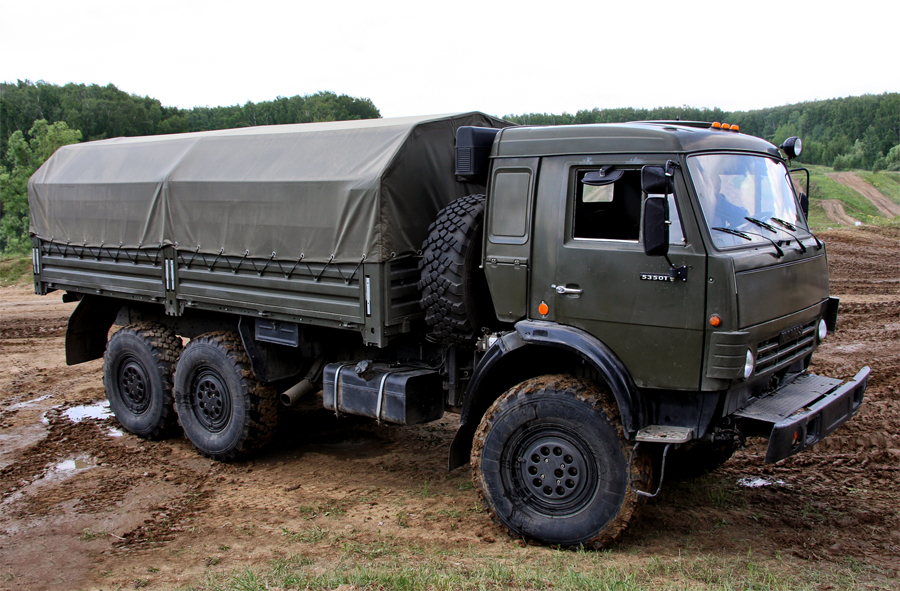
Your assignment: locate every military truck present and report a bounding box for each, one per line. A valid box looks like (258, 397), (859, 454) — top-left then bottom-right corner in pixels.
(28, 113), (869, 548)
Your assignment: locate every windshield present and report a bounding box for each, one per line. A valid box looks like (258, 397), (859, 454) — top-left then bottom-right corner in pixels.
(688, 154), (810, 249)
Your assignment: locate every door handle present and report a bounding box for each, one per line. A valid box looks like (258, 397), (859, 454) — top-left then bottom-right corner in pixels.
(555, 285), (583, 295)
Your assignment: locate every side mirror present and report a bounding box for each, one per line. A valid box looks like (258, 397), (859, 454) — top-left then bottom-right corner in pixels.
(790, 168), (811, 221)
(641, 165), (674, 195)
(642, 195), (669, 257)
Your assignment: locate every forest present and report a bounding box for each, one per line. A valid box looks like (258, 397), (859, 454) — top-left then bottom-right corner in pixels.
(0, 80), (897, 253)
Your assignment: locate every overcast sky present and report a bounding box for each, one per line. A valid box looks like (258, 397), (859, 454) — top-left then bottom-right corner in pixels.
(2, 0), (897, 119)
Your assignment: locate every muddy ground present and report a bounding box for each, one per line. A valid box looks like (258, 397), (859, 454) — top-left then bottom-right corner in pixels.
(0, 226), (897, 590)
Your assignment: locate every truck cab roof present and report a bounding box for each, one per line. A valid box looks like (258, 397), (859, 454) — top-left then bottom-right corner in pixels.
(491, 121), (781, 159)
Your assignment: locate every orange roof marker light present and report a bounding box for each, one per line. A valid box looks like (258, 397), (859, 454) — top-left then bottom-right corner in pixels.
(710, 122), (740, 133)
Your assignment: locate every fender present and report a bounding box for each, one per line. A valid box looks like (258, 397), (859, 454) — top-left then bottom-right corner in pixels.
(448, 320), (644, 469)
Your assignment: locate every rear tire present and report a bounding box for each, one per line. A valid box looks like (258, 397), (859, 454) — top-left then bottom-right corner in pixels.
(173, 331), (278, 461)
(471, 375), (651, 548)
(103, 324), (182, 439)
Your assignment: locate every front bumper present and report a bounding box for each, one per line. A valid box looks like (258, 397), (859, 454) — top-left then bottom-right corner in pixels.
(734, 367), (869, 463)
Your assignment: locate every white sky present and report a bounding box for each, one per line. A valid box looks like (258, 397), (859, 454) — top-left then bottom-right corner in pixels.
(2, 0), (897, 119)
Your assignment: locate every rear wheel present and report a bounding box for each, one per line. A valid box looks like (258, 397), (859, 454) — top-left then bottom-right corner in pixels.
(471, 375), (650, 548)
(103, 324), (182, 439)
(173, 331), (278, 461)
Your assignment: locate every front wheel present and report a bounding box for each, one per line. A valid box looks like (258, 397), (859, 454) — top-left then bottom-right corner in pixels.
(173, 332), (278, 461)
(471, 375), (650, 548)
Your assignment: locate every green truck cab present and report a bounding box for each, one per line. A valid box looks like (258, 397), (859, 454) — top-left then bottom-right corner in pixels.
(28, 114), (868, 549)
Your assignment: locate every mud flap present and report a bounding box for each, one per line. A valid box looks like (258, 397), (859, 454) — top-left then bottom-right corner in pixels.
(65, 295), (122, 365)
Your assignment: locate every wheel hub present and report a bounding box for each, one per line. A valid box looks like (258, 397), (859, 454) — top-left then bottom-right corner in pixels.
(191, 370), (231, 432)
(118, 356), (151, 414)
(520, 437), (587, 505)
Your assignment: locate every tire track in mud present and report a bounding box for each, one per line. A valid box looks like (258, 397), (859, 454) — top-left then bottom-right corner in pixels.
(715, 225), (900, 569)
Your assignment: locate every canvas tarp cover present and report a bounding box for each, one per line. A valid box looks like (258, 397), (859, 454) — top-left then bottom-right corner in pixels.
(29, 112), (510, 263)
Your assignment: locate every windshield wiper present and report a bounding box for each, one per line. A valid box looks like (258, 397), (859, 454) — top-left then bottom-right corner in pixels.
(712, 227), (752, 240)
(771, 217), (822, 251)
(713, 226), (784, 258)
(744, 216), (779, 233)
(769, 217), (807, 253)
(770, 217), (796, 231)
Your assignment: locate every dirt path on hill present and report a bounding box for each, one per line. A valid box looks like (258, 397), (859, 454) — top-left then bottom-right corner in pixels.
(0, 227), (898, 590)
(821, 199), (861, 225)
(828, 172), (900, 217)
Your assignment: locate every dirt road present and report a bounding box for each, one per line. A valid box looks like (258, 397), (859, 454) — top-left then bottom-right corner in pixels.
(828, 172), (900, 218)
(1, 227), (898, 590)
(821, 199), (861, 226)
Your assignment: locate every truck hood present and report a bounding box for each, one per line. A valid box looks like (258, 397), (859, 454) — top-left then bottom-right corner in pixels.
(735, 254), (829, 328)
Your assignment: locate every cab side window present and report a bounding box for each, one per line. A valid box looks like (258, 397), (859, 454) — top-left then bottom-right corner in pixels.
(574, 170), (642, 241)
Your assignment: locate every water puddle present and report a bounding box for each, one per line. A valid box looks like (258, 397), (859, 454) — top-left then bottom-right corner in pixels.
(54, 458), (93, 472)
(737, 476), (787, 488)
(8, 395), (52, 410)
(65, 401), (112, 423)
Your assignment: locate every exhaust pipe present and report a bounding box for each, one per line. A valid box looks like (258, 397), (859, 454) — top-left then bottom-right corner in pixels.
(280, 379), (315, 407)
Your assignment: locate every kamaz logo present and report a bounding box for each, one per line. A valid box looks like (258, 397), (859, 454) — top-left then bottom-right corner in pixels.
(640, 273), (673, 282)
(780, 325), (804, 345)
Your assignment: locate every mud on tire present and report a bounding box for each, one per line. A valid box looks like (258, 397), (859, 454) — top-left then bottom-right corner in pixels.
(103, 323), (182, 439)
(173, 331), (278, 461)
(471, 375), (651, 548)
(418, 194), (494, 345)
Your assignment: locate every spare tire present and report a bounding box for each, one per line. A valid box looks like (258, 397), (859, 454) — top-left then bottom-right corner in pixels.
(419, 194), (494, 345)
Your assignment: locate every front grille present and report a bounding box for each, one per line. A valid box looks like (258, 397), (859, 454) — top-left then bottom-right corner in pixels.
(755, 321), (816, 374)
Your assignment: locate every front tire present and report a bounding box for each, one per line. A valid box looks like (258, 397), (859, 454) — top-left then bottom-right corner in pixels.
(173, 331), (278, 461)
(471, 375), (650, 548)
(103, 324), (182, 439)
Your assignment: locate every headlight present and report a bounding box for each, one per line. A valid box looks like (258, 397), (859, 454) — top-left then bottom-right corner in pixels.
(743, 350), (755, 379)
(818, 318), (827, 341)
(780, 137), (802, 159)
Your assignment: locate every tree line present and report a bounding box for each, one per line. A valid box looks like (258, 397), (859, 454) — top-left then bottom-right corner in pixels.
(1, 80), (380, 171)
(504, 92), (899, 171)
(1, 80), (897, 253)
(0, 80), (381, 252)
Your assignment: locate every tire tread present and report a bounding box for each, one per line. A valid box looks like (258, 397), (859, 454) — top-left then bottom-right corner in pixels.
(103, 323), (182, 439)
(174, 331), (278, 461)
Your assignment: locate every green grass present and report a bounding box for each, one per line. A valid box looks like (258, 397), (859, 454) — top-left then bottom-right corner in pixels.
(183, 543), (888, 591)
(802, 165), (894, 230)
(0, 255), (31, 286)
(857, 170), (900, 204)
